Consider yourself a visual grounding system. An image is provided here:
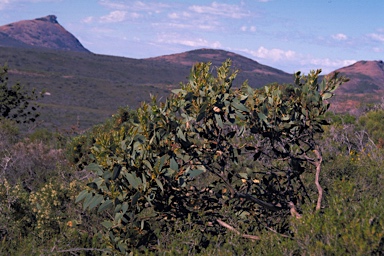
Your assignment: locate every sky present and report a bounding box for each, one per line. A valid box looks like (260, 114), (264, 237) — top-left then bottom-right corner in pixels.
(0, 0), (383, 74)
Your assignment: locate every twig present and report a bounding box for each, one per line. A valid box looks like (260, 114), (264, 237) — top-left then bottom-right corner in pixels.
(216, 219), (260, 241)
(236, 192), (282, 211)
(52, 247), (110, 254)
(288, 201), (302, 219)
(313, 147), (323, 211)
(264, 226), (292, 239)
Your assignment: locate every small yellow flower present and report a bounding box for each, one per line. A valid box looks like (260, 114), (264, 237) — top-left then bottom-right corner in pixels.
(67, 221), (73, 227)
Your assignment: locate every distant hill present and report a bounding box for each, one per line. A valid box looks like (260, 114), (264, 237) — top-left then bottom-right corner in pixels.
(0, 15), (89, 52)
(1, 15), (383, 130)
(329, 60), (384, 113)
(335, 60), (384, 93)
(147, 48), (292, 86)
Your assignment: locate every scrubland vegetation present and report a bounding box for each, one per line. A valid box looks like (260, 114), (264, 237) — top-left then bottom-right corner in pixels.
(0, 61), (383, 255)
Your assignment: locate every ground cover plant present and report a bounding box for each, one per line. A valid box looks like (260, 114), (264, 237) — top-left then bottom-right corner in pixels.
(0, 60), (382, 255)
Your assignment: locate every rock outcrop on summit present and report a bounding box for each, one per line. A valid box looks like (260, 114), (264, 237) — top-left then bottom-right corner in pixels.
(0, 15), (89, 52)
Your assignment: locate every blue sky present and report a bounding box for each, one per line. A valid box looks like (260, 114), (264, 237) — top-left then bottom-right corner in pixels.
(0, 0), (383, 74)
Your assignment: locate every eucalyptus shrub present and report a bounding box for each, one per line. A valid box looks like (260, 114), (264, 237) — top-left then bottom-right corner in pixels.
(76, 60), (347, 253)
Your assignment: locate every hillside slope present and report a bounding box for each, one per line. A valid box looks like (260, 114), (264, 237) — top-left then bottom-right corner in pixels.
(1, 46), (294, 130)
(329, 60), (384, 113)
(335, 60), (384, 93)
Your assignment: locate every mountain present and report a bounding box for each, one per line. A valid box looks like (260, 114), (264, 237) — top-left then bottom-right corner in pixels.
(329, 60), (384, 113)
(334, 60), (384, 93)
(0, 15), (89, 52)
(147, 48), (292, 87)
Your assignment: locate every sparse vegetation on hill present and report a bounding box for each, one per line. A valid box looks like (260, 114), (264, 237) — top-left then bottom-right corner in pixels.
(0, 46), (294, 131)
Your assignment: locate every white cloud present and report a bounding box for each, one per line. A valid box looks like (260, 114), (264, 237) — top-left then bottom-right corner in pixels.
(238, 46), (356, 73)
(189, 2), (250, 19)
(0, 0), (60, 10)
(240, 26), (257, 32)
(82, 16), (94, 24)
(157, 34), (221, 48)
(332, 33), (348, 41)
(0, 0), (10, 10)
(307, 58), (356, 68)
(98, 0), (130, 10)
(368, 33), (384, 42)
(99, 0), (169, 13)
(243, 46), (296, 61)
(152, 20), (216, 31)
(167, 11), (191, 19)
(168, 12), (178, 19)
(100, 10), (127, 23)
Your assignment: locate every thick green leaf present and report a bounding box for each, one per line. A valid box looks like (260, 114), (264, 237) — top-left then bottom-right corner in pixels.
(122, 202), (129, 214)
(112, 164), (122, 180)
(75, 190), (89, 204)
(86, 163), (103, 174)
(188, 168), (204, 178)
(88, 194), (103, 211)
(170, 157), (178, 171)
(258, 112), (268, 124)
(322, 92), (333, 100)
(196, 111), (205, 122)
(155, 178), (164, 193)
(215, 113), (223, 128)
(171, 88), (183, 94)
(98, 199), (113, 213)
(231, 100), (249, 112)
(133, 134), (146, 143)
(82, 192), (94, 211)
(177, 128), (187, 142)
(178, 177), (186, 187)
(101, 221), (113, 229)
(143, 160), (153, 172)
(238, 173), (248, 179)
(132, 191), (141, 206)
(125, 173), (140, 189)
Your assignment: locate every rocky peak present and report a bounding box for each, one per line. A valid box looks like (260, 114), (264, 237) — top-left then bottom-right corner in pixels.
(35, 15), (58, 24)
(0, 15), (90, 53)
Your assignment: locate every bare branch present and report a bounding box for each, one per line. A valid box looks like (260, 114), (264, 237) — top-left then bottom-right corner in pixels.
(313, 147), (323, 211)
(52, 247), (110, 254)
(216, 219), (260, 240)
(288, 201), (302, 219)
(235, 192), (282, 211)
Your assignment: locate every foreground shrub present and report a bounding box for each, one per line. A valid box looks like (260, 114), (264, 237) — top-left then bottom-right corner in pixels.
(75, 60), (347, 253)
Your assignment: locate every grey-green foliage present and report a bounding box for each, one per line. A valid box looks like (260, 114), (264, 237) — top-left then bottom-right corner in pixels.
(76, 60), (347, 254)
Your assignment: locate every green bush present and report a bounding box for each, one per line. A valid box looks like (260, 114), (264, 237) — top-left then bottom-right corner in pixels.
(75, 60), (347, 254)
(291, 152), (384, 255)
(359, 110), (384, 147)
